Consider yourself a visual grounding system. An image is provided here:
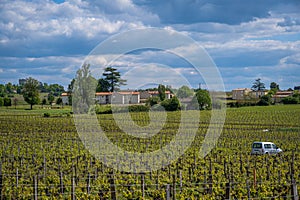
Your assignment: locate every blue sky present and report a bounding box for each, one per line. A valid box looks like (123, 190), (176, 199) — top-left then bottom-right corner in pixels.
(0, 0), (299, 90)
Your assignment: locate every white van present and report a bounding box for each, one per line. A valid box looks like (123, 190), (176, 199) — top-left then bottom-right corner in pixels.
(251, 142), (283, 155)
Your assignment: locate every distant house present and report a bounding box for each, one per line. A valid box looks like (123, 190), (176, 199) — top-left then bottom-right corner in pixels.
(95, 92), (112, 104)
(140, 91), (151, 101)
(62, 90), (173, 105)
(112, 91), (140, 104)
(249, 90), (268, 99)
(61, 92), (70, 105)
(95, 91), (140, 104)
(147, 91), (173, 99)
(272, 91), (293, 103)
(139, 90), (173, 103)
(232, 88), (268, 100)
(232, 88), (252, 100)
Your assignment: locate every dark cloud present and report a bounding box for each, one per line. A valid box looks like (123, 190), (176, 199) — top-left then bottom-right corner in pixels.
(212, 50), (292, 67)
(133, 0), (300, 25)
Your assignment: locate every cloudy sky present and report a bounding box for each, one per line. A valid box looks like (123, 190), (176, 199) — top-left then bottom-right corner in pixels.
(0, 0), (299, 90)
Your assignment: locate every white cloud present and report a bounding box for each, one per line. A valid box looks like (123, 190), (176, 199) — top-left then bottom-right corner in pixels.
(0, 0), (158, 57)
(279, 53), (300, 66)
(0, 0), (299, 90)
(122, 63), (193, 89)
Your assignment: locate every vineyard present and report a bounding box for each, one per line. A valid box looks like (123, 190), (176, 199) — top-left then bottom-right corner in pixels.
(0, 105), (299, 199)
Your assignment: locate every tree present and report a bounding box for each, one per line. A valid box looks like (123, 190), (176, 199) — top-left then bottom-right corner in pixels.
(42, 98), (47, 108)
(161, 96), (181, 111)
(270, 82), (279, 91)
(3, 97), (11, 108)
(103, 67), (126, 92)
(176, 85), (194, 98)
(48, 93), (55, 107)
(0, 84), (5, 97)
(269, 82), (280, 95)
(22, 77), (40, 110)
(146, 96), (160, 106)
(193, 89), (211, 110)
(251, 78), (265, 91)
(96, 78), (110, 92)
(5, 82), (13, 93)
(0, 97), (3, 107)
(158, 84), (166, 101)
(13, 98), (18, 109)
(67, 78), (75, 105)
(257, 95), (271, 106)
(56, 97), (63, 107)
(73, 63), (97, 113)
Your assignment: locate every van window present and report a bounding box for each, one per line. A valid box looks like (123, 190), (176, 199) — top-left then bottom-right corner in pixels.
(264, 144), (271, 149)
(272, 144), (277, 149)
(252, 143), (262, 148)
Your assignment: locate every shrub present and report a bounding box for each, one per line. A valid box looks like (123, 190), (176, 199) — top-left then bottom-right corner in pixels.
(0, 97), (3, 107)
(257, 95), (271, 106)
(146, 96), (160, 106)
(43, 113), (50, 117)
(161, 97), (181, 111)
(128, 105), (149, 112)
(194, 90), (211, 110)
(95, 105), (112, 114)
(226, 101), (257, 108)
(150, 104), (165, 111)
(282, 96), (299, 104)
(3, 97), (11, 107)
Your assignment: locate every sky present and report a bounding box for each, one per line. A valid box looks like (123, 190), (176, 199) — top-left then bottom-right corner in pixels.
(0, 0), (299, 91)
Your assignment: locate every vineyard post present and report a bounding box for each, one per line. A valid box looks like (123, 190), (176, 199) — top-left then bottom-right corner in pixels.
(292, 182), (298, 200)
(166, 184), (170, 200)
(155, 172), (159, 190)
(71, 176), (75, 200)
(246, 180), (251, 200)
(179, 170), (182, 191)
(188, 167), (192, 181)
(266, 156), (270, 181)
(225, 181), (231, 200)
(0, 161), (2, 199)
(15, 168), (19, 198)
(141, 173), (145, 199)
(176, 162), (179, 178)
(278, 170), (281, 185)
(172, 174), (176, 200)
(108, 170), (117, 200)
(290, 151), (298, 200)
(34, 175), (38, 200)
(203, 169), (207, 193)
(253, 168), (257, 188)
(224, 160), (227, 179)
(208, 158), (213, 194)
(239, 153), (243, 174)
(16, 168), (19, 187)
(87, 173), (91, 194)
(94, 167), (98, 181)
(60, 172), (64, 194)
(43, 154), (46, 184)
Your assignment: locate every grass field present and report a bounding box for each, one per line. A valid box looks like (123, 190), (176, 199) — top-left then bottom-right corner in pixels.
(0, 104), (299, 199)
